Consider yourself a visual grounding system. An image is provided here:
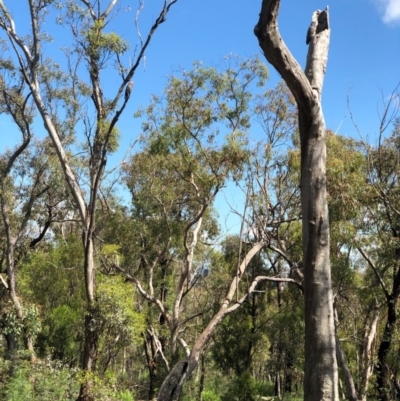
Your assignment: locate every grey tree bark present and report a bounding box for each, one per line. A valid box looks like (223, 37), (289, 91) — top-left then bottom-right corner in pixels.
(255, 2), (339, 400)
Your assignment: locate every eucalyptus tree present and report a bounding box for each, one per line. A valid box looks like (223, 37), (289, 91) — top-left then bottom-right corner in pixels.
(255, 2), (338, 400)
(124, 55), (265, 394)
(0, 75), (70, 361)
(109, 57), (301, 401)
(128, 60), (304, 401)
(0, 1), (179, 399)
(0, 77), (41, 358)
(355, 92), (400, 400)
(324, 132), (366, 401)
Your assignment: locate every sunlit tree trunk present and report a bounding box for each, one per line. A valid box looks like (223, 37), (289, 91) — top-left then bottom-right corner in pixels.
(255, 2), (338, 400)
(358, 305), (379, 401)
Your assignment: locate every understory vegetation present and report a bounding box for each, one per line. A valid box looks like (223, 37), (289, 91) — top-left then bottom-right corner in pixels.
(1, 1), (399, 401)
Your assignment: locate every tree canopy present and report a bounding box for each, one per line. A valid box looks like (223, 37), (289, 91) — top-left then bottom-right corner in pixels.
(0, 1), (399, 401)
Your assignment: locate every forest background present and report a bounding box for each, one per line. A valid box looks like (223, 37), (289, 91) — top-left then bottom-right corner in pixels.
(0, 1), (400, 401)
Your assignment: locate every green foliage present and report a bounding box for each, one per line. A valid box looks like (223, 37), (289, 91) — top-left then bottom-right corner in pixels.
(96, 275), (145, 348)
(18, 234), (85, 309)
(2, 32), (394, 400)
(1, 359), (79, 401)
(139, 55), (267, 185)
(202, 390), (221, 401)
(22, 305), (42, 341)
(5, 367), (33, 401)
(116, 390), (135, 401)
(0, 302), (41, 346)
(17, 235), (85, 361)
(254, 80), (297, 147)
(0, 302), (24, 338)
(326, 131), (366, 223)
(42, 305), (81, 361)
(0, 358), (135, 401)
(85, 21), (128, 61)
(77, 370), (136, 401)
(220, 372), (257, 401)
(97, 120), (121, 152)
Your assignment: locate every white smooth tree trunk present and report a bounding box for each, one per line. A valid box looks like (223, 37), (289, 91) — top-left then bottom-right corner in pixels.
(358, 306), (379, 401)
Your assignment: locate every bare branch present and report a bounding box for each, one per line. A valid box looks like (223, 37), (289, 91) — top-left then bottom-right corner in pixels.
(254, 0), (313, 113)
(226, 275), (298, 314)
(357, 246), (389, 300)
(110, 0), (179, 106)
(100, 0), (119, 20)
(113, 264), (171, 326)
(80, 0), (97, 21)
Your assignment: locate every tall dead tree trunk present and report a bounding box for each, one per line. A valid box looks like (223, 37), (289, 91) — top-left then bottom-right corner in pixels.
(255, 2), (338, 400)
(376, 286), (400, 401)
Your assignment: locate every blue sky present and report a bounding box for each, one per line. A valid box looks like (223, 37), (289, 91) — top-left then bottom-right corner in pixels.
(2, 0), (399, 143)
(1, 0), (400, 232)
(132, 0), (400, 140)
(122, 0), (400, 231)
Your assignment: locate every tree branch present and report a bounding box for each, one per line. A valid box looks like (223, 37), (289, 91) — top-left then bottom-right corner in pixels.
(357, 246), (389, 300)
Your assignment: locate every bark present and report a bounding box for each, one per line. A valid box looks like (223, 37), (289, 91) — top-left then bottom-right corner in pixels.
(285, 351), (294, 394)
(2, 218), (35, 360)
(143, 334), (156, 400)
(4, 333), (17, 362)
(0, 90), (28, 356)
(0, 136), (38, 360)
(255, 2), (338, 401)
(376, 294), (397, 401)
(374, 246), (400, 401)
(358, 249), (400, 400)
(78, 236), (98, 399)
(358, 305), (379, 401)
(334, 304), (357, 401)
(157, 361), (190, 401)
(198, 355), (205, 401)
(157, 241), (265, 400)
(275, 372), (281, 398)
(171, 215), (204, 359)
(335, 335), (357, 401)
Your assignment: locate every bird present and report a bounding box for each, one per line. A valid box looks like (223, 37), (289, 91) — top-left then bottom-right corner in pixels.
(125, 81), (134, 101)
